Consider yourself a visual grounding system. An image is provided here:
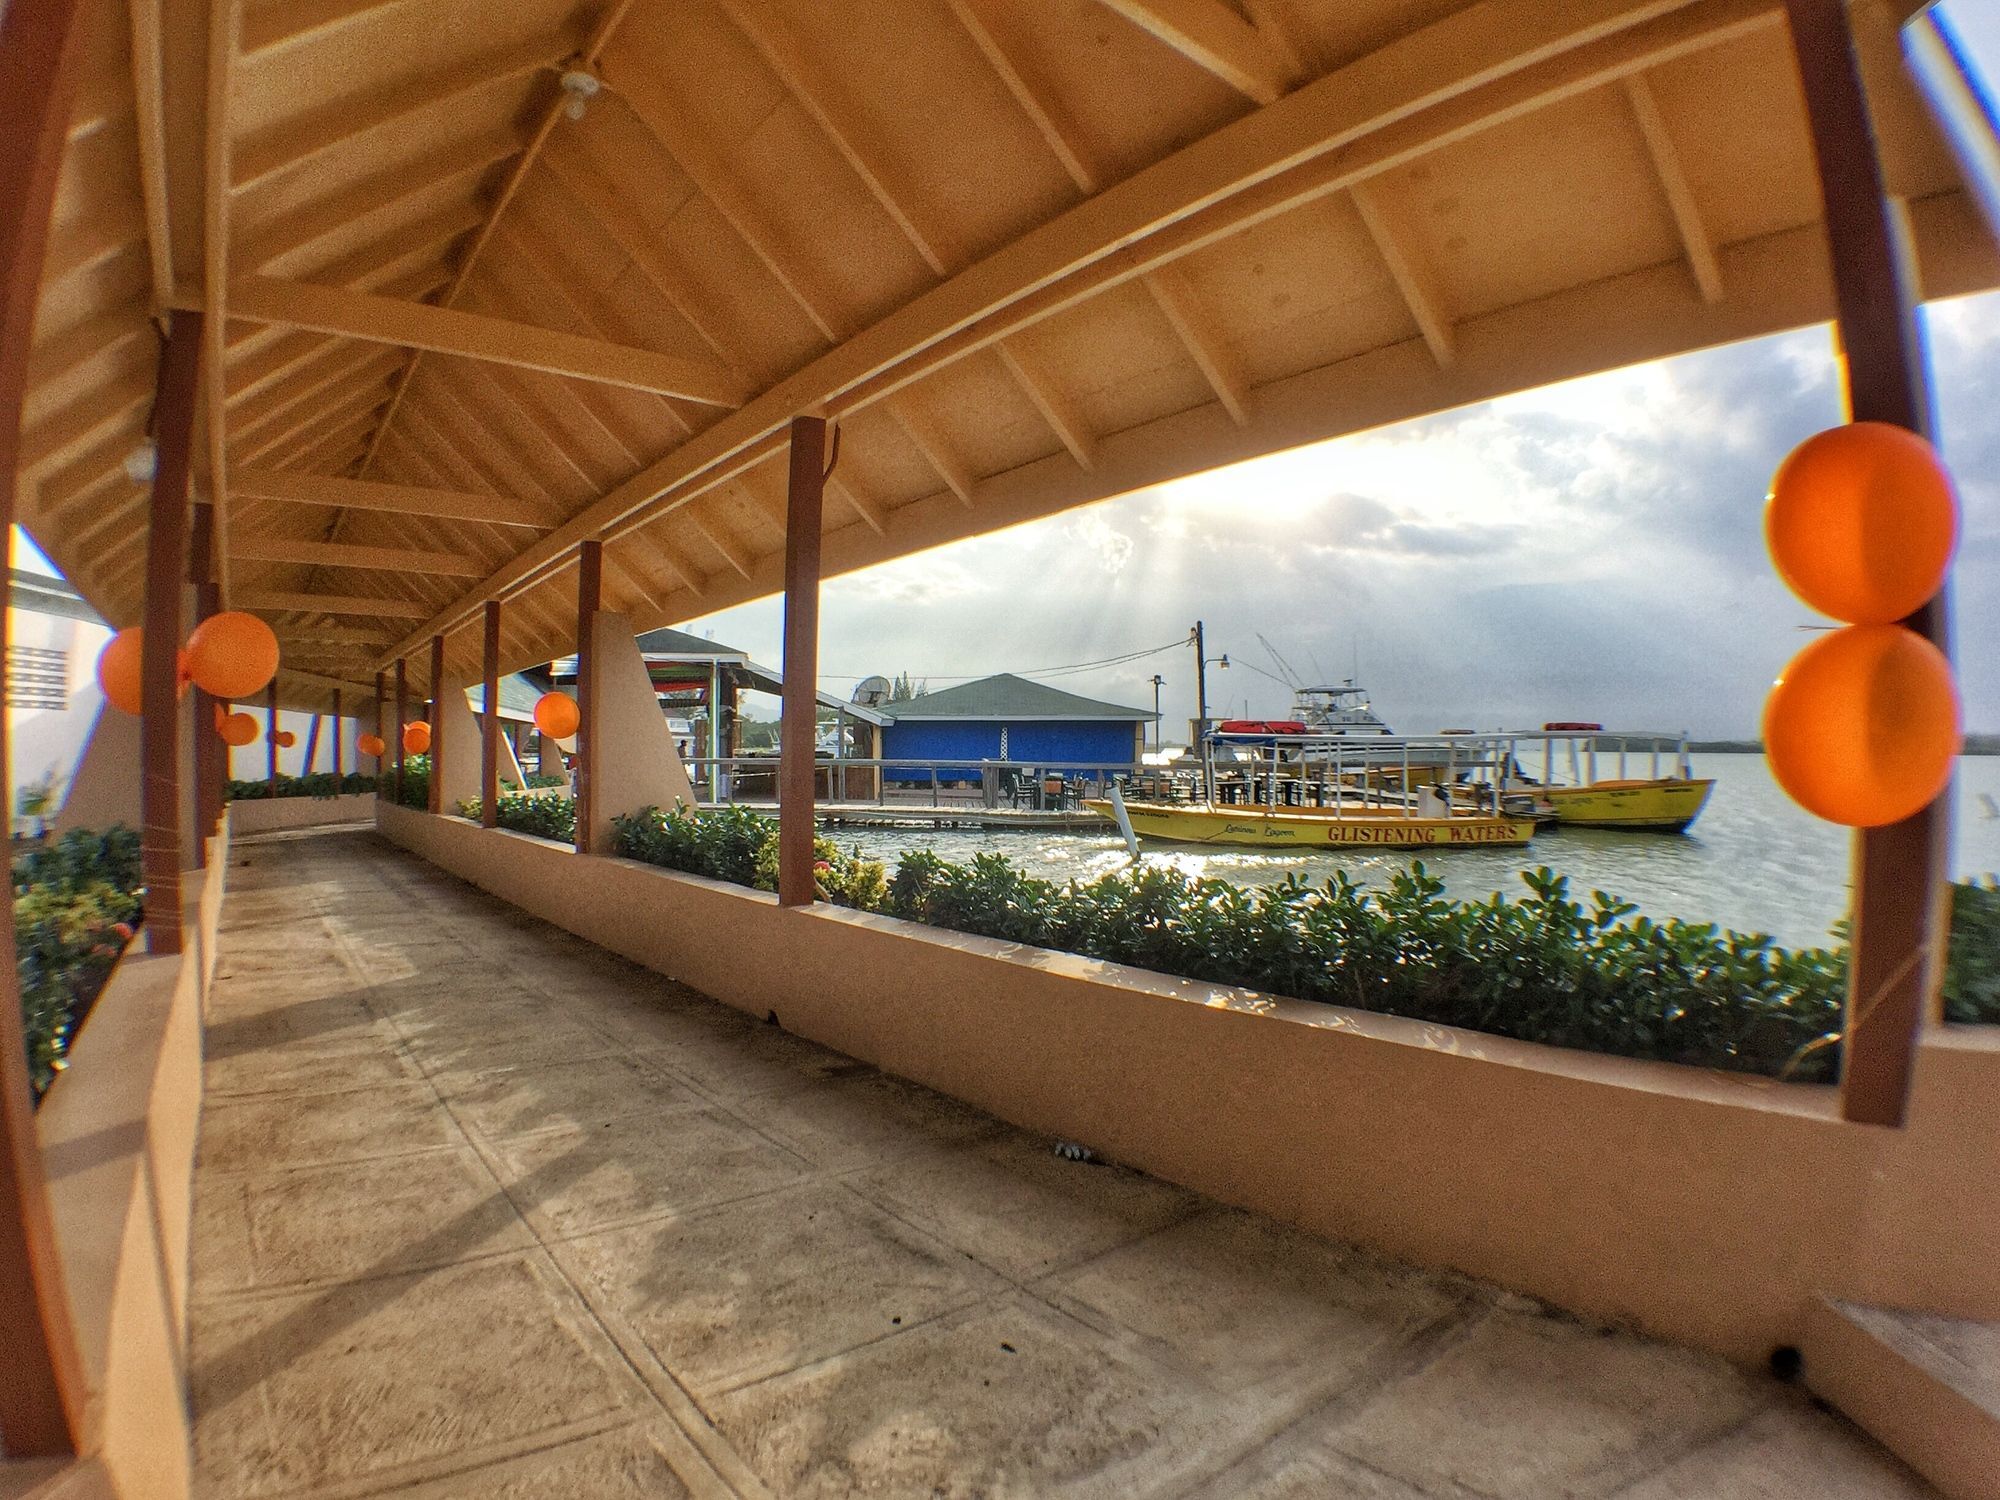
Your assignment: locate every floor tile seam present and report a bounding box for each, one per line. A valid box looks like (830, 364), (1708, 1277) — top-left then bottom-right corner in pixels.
(1150, 1302), (1499, 1500)
(452, 1122), (772, 1500)
(185, 1236), (543, 1311)
(440, 1093), (756, 1146)
(199, 1072), (431, 1104)
(821, 1167), (1089, 1295)
(508, 1162), (842, 1248)
(191, 1140), (470, 1184)
(1589, 1390), (1794, 1499)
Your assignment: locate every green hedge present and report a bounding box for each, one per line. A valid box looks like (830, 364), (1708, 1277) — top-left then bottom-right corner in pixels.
(454, 792), (578, 843)
(392, 754), (431, 810)
(227, 771), (377, 800)
(609, 804), (2000, 1085)
(15, 827), (143, 1100)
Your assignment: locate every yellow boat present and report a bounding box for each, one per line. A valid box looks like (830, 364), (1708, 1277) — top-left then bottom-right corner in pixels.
(1539, 778), (1715, 832)
(1084, 800), (1537, 849)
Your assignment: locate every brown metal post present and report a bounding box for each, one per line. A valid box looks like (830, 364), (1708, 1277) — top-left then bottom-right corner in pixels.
(0, 0), (96, 1456)
(265, 678), (279, 793)
(482, 600), (501, 827)
(394, 658), (408, 804)
(1785, 0), (1947, 1128)
(332, 690), (343, 780)
(189, 498), (223, 861)
(142, 309), (201, 956)
(779, 416), (827, 907)
(573, 540), (602, 854)
(427, 632), (445, 814)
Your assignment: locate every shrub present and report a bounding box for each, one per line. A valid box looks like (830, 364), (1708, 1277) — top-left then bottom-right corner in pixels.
(14, 827), (143, 1100)
(456, 793), (578, 843)
(1946, 877), (2000, 1025)
(613, 804), (884, 909)
(393, 754), (431, 810)
(227, 771), (377, 800)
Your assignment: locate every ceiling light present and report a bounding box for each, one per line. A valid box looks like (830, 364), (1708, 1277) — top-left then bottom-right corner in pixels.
(122, 441), (158, 484)
(560, 70), (601, 121)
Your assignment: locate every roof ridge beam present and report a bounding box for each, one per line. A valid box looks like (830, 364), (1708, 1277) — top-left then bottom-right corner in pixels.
(215, 277), (755, 406)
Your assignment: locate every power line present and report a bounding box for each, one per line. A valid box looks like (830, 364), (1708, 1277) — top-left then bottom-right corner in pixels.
(816, 637), (1188, 684)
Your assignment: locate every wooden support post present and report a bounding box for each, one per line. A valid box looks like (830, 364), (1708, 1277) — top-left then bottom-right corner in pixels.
(0, 0), (96, 1456)
(482, 600), (501, 828)
(265, 678), (279, 794)
(394, 657), (408, 804)
(143, 309), (201, 955)
(332, 690), (343, 780)
(190, 499), (223, 859)
(428, 632), (445, 814)
(779, 416), (827, 907)
(302, 714), (321, 775)
(573, 539), (602, 854)
(1785, 0), (1948, 1128)
(373, 670), (385, 782)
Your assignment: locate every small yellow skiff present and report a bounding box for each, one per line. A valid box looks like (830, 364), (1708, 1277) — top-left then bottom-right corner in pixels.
(1539, 778), (1714, 832)
(1084, 800), (1536, 849)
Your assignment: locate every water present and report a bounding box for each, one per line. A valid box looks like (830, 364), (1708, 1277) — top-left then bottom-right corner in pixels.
(829, 755), (2000, 950)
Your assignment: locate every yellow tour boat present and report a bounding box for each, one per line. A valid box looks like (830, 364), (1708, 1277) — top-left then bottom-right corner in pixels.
(1537, 778), (1715, 832)
(1506, 727), (1715, 833)
(1084, 800), (1537, 849)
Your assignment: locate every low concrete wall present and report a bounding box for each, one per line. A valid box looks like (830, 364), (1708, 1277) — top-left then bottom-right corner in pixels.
(13, 816), (232, 1497)
(375, 802), (2000, 1373)
(226, 792), (374, 835)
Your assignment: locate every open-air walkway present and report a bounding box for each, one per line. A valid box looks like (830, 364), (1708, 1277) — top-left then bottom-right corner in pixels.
(188, 828), (1933, 1499)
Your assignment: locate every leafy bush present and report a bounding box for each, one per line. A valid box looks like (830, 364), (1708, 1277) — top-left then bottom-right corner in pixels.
(1946, 878), (2000, 1025)
(456, 793), (578, 843)
(524, 772), (567, 789)
(227, 771), (377, 800)
(607, 806), (2000, 1081)
(14, 827), (143, 1100)
(393, 754), (431, 810)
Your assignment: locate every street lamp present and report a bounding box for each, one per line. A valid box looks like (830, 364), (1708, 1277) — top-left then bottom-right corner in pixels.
(1190, 622), (1228, 802)
(1149, 674), (1165, 752)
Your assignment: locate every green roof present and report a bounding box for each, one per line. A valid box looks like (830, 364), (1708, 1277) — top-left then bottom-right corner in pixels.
(465, 670), (553, 720)
(880, 673), (1155, 723)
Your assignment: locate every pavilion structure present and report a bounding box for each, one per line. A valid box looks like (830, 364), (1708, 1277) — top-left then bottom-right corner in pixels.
(2, 1), (1999, 1496)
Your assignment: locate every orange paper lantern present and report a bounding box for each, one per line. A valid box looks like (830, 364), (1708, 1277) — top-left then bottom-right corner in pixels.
(219, 712), (259, 747)
(186, 611), (280, 699)
(1766, 422), (1957, 625)
(274, 730), (297, 748)
(357, 732), (386, 758)
(533, 691), (580, 739)
(403, 721), (432, 754)
(1764, 624), (1960, 828)
(96, 628), (145, 714)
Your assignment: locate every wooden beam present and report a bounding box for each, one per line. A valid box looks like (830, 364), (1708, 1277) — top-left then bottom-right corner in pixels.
(393, 656), (407, 802)
(190, 499), (224, 856)
(481, 599), (500, 827)
(231, 464), (549, 528)
(687, 507), (756, 581)
(572, 539), (600, 855)
(232, 534), (483, 576)
(1142, 265), (1251, 424)
(1784, 0), (1946, 1129)
(1351, 179), (1457, 366)
(206, 0), (242, 598)
(888, 396), (976, 505)
(381, 0), (1775, 670)
(996, 342), (1097, 471)
(828, 473), (886, 536)
(779, 417), (825, 907)
(1099, 0), (1299, 104)
(128, 0), (173, 311)
(0, 0), (98, 1453)
(218, 277), (753, 406)
(1622, 73), (1723, 302)
(239, 588), (432, 618)
(427, 631), (444, 812)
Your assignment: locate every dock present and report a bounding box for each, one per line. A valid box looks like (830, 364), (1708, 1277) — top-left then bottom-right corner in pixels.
(722, 800), (1109, 831)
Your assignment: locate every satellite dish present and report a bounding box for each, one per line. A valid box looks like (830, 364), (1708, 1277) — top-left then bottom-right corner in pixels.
(853, 674), (891, 706)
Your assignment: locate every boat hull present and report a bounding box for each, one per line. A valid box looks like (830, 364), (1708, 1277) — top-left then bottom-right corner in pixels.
(1084, 800), (1536, 849)
(1541, 778), (1714, 832)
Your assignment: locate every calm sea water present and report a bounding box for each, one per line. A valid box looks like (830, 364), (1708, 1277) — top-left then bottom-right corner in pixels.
(831, 755), (2000, 950)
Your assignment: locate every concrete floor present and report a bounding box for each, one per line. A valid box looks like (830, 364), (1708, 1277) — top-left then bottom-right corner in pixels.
(188, 828), (1934, 1499)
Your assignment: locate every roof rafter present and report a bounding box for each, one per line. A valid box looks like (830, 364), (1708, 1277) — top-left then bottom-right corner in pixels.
(1098, 0), (1299, 104)
(233, 466), (548, 527)
(1621, 72), (1723, 302)
(1351, 179), (1456, 366)
(231, 534), (483, 576)
(241, 588), (432, 619)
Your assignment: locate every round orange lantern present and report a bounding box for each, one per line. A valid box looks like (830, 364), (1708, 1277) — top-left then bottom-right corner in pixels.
(1766, 422), (1958, 625)
(1764, 624), (1959, 827)
(357, 732), (386, 758)
(274, 730), (297, 749)
(219, 712), (259, 747)
(186, 611), (280, 699)
(403, 721), (432, 754)
(533, 691), (580, 739)
(96, 628), (145, 714)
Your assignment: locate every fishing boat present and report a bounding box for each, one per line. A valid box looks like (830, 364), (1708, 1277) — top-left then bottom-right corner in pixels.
(1499, 726), (1715, 832)
(1085, 783), (1536, 850)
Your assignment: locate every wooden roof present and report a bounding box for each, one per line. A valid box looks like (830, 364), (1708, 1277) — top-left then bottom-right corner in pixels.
(18, 0), (2000, 710)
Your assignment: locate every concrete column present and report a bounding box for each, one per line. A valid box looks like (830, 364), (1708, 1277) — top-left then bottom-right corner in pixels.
(434, 676), (483, 815)
(582, 609), (696, 855)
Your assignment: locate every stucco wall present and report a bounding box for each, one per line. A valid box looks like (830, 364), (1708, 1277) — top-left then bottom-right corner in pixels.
(20, 815), (232, 1497)
(226, 793), (375, 834)
(374, 800), (2000, 1374)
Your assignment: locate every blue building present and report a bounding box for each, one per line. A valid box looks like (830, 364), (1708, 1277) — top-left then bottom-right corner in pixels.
(878, 674), (1155, 783)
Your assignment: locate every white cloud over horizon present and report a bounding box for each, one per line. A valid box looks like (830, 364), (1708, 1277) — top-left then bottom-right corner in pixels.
(684, 288), (2000, 741)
